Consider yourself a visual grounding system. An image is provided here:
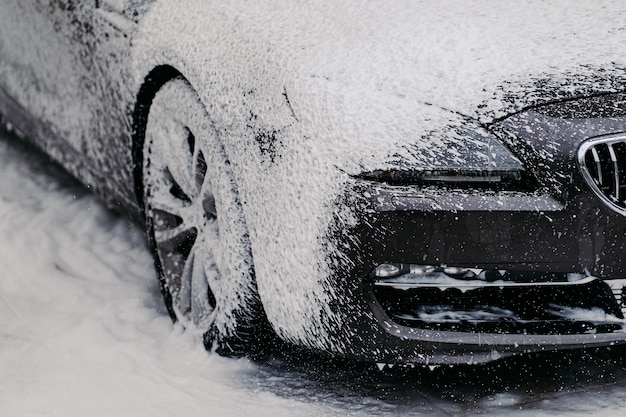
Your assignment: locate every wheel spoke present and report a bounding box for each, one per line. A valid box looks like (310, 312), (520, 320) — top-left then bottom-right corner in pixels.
(190, 243), (214, 323)
(161, 127), (197, 199)
(173, 241), (214, 326)
(166, 168), (192, 204)
(178, 245), (194, 316)
(154, 222), (196, 247)
(150, 191), (194, 225)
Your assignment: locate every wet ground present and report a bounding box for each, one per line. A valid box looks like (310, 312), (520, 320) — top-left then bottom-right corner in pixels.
(1, 129), (626, 416)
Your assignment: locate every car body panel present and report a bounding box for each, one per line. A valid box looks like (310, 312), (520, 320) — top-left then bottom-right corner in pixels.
(2, 0), (626, 363)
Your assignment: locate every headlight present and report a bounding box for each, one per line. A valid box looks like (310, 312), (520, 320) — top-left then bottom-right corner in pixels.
(358, 128), (527, 186)
(359, 167), (523, 184)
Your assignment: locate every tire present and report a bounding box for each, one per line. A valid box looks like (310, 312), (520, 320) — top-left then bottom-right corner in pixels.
(142, 76), (266, 356)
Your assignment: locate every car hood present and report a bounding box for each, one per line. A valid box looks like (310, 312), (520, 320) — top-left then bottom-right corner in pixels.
(244, 1), (626, 124)
(136, 0), (626, 181)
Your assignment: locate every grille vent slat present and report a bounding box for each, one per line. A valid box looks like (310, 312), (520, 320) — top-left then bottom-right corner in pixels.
(608, 144), (620, 202)
(614, 141), (626, 200)
(591, 147), (603, 186)
(578, 135), (626, 215)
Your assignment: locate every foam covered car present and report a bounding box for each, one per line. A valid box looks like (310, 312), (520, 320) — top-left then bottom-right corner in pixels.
(2, 1), (626, 365)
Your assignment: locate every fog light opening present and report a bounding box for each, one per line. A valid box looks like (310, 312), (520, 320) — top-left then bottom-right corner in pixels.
(369, 265), (626, 335)
(373, 263), (409, 278)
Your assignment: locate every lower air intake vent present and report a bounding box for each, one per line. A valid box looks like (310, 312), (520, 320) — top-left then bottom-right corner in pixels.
(578, 134), (626, 214)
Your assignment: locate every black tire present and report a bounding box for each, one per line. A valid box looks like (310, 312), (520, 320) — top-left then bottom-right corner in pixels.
(142, 76), (268, 356)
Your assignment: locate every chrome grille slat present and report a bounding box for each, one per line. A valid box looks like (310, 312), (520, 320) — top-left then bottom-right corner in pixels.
(616, 141), (626, 204)
(591, 146), (603, 186)
(578, 134), (626, 215)
(608, 143), (620, 202)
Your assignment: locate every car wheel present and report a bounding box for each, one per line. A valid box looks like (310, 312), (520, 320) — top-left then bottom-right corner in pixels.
(142, 75), (265, 355)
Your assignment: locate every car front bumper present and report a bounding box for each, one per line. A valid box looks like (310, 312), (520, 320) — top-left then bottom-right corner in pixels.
(322, 182), (626, 364)
(317, 96), (626, 365)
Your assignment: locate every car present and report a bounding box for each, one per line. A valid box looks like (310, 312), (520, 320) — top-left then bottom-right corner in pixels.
(2, 0), (626, 365)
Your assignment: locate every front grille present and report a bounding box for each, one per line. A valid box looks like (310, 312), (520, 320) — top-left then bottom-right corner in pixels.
(578, 134), (626, 214)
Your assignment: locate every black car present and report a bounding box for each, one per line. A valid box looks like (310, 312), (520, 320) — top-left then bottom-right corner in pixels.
(2, 0), (626, 365)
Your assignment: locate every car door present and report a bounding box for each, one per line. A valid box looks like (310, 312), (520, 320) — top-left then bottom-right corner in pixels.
(85, 0), (155, 207)
(0, 1), (101, 155)
(0, 1), (153, 208)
